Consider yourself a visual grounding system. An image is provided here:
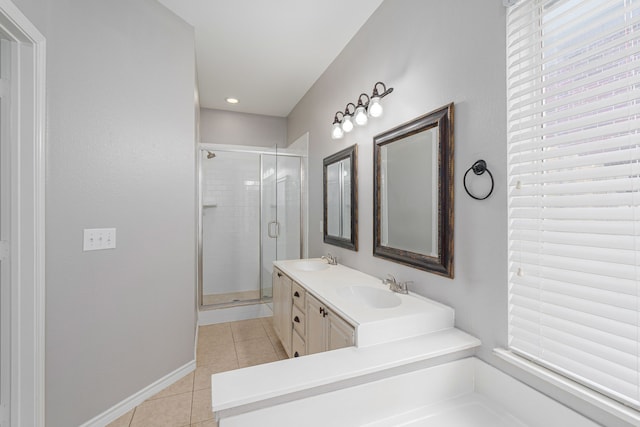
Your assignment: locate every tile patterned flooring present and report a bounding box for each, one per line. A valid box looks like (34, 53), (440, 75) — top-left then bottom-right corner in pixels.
(107, 317), (288, 427)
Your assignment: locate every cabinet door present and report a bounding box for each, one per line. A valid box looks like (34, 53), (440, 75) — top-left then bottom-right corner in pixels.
(305, 293), (326, 355)
(272, 269), (292, 356)
(272, 269), (283, 338)
(291, 330), (305, 358)
(292, 304), (305, 338)
(327, 312), (355, 351)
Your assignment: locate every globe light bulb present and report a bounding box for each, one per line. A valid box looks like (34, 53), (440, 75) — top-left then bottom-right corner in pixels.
(331, 122), (344, 139)
(368, 96), (383, 117)
(342, 115), (354, 133)
(354, 105), (368, 126)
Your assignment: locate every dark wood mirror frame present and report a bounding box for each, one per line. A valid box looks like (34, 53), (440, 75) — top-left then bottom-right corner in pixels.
(323, 144), (358, 251)
(373, 103), (454, 277)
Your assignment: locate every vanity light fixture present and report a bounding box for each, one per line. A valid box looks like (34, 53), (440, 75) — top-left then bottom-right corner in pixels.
(368, 82), (393, 118)
(329, 81), (394, 140)
(354, 94), (370, 126)
(331, 111), (345, 140)
(341, 103), (356, 133)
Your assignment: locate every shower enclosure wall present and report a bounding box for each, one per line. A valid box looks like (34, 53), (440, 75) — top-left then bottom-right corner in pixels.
(199, 144), (302, 308)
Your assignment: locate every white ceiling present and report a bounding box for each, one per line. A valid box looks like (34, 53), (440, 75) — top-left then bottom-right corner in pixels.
(157, 0), (384, 117)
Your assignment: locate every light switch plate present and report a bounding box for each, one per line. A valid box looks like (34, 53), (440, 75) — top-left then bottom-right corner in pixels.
(83, 228), (116, 251)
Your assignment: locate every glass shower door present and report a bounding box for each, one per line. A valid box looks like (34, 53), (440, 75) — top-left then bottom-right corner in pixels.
(199, 145), (301, 308)
(261, 154), (277, 300)
(201, 149), (262, 306)
(260, 151), (301, 300)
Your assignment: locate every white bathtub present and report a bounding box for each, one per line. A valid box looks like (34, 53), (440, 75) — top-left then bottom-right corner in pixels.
(218, 357), (598, 427)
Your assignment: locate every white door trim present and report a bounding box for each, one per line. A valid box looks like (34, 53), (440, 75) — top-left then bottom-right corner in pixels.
(0, 1), (46, 426)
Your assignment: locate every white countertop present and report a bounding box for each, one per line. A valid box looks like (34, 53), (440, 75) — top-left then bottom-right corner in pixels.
(211, 328), (481, 416)
(274, 258), (455, 347)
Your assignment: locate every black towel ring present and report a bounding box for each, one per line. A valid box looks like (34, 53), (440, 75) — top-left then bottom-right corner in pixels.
(463, 160), (494, 200)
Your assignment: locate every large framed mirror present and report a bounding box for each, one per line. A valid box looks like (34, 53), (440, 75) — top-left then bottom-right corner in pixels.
(324, 144), (358, 251)
(374, 103), (454, 277)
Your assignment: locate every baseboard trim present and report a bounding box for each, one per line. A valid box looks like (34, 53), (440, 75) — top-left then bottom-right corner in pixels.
(78, 360), (196, 427)
(198, 302), (273, 325)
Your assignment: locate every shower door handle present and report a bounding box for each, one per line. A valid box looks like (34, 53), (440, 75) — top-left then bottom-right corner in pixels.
(267, 221), (279, 238)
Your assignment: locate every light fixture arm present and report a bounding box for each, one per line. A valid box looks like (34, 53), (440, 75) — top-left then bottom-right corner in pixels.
(333, 111), (345, 124)
(357, 93), (370, 108)
(344, 102), (356, 116)
(372, 81), (394, 99)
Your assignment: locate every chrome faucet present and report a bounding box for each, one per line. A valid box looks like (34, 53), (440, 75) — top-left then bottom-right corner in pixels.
(321, 253), (338, 265)
(382, 274), (411, 294)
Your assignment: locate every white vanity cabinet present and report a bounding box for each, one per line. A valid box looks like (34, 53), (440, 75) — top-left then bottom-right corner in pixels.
(272, 267), (355, 358)
(305, 293), (355, 355)
(272, 268), (292, 357)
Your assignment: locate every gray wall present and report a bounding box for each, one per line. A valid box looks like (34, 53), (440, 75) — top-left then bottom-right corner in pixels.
(200, 108), (287, 147)
(288, 0), (508, 361)
(288, 1), (629, 425)
(12, 1), (197, 426)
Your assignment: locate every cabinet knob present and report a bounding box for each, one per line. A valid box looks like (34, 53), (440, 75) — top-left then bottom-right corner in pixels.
(319, 307), (324, 315)
(294, 291), (300, 297)
(323, 310), (328, 318)
(277, 272), (282, 278)
(294, 352), (299, 357)
(294, 316), (300, 323)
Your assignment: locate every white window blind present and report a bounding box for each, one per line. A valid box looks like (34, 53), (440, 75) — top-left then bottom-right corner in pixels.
(507, 0), (640, 408)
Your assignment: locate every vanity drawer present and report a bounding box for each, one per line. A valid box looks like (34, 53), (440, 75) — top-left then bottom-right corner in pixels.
(292, 329), (305, 358)
(292, 304), (305, 337)
(292, 281), (306, 309)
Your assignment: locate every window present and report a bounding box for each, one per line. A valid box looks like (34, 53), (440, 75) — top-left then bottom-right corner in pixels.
(507, 0), (640, 408)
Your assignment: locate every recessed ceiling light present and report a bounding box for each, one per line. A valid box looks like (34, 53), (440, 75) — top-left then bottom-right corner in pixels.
(226, 97), (239, 104)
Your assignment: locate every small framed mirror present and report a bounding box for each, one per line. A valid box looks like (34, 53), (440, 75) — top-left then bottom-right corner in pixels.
(374, 103), (454, 277)
(324, 144), (358, 251)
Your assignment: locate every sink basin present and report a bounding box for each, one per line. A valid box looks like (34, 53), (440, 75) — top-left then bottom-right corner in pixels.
(291, 260), (330, 272)
(336, 286), (401, 309)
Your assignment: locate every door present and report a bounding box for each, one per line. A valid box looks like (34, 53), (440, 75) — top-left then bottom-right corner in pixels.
(327, 313), (355, 351)
(305, 294), (326, 355)
(0, 8), (45, 425)
(272, 269), (292, 356)
(200, 150), (263, 306)
(261, 153), (277, 300)
(0, 38), (11, 427)
(260, 150), (301, 300)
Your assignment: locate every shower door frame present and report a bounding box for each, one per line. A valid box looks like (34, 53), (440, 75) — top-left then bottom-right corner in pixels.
(197, 143), (304, 309)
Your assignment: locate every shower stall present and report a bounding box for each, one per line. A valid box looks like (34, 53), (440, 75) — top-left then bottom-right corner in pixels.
(198, 144), (303, 308)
